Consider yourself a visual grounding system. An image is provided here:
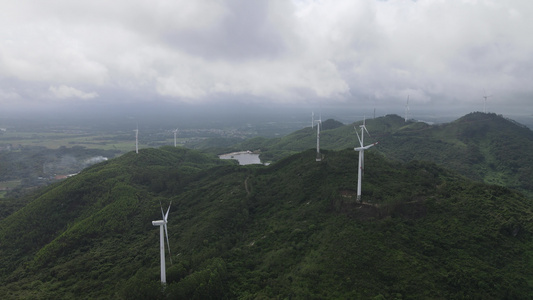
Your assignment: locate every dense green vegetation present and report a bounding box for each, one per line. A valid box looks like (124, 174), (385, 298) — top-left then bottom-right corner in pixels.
(0, 145), (531, 299)
(0, 145), (120, 198)
(210, 112), (533, 198)
(377, 113), (533, 198)
(228, 119), (346, 162)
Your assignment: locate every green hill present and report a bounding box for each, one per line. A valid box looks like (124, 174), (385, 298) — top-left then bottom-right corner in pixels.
(211, 113), (533, 197)
(376, 112), (533, 198)
(0, 146), (531, 299)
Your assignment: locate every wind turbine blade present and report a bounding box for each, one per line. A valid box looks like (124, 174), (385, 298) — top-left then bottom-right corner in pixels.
(364, 125), (371, 137)
(160, 201), (165, 219)
(362, 142), (378, 150)
(164, 201), (172, 221)
(164, 223), (172, 265)
(355, 127), (362, 145)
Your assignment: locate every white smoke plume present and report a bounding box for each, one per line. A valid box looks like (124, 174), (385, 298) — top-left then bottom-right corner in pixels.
(83, 156), (108, 166)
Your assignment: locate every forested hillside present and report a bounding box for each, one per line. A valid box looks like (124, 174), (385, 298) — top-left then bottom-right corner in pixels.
(0, 146), (531, 299)
(210, 112), (533, 198)
(0, 146), (122, 219)
(0, 146), (120, 182)
(377, 112), (533, 198)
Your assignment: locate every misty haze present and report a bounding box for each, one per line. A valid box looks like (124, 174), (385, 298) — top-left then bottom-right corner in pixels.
(1, 1), (532, 299)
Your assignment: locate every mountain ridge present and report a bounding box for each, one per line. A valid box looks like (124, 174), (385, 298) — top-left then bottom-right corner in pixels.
(1, 145), (531, 298)
(212, 112), (533, 197)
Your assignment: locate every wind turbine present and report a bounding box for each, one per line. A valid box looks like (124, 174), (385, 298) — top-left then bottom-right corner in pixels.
(173, 128), (178, 147)
(134, 125), (139, 154)
(404, 95), (410, 122)
(354, 117), (378, 202)
(315, 113), (322, 161)
(311, 111), (315, 128)
(152, 201), (172, 284)
(482, 91), (492, 114)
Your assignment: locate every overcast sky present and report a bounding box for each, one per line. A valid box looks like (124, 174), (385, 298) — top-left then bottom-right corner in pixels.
(1, 0), (532, 117)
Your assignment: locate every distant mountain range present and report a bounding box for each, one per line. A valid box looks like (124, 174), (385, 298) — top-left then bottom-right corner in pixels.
(203, 112), (532, 198)
(1, 136), (532, 298)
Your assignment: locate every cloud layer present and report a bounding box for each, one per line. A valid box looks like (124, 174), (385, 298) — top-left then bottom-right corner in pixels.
(1, 0), (532, 114)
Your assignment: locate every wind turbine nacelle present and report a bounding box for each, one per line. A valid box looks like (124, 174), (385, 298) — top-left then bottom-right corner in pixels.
(152, 220), (166, 226)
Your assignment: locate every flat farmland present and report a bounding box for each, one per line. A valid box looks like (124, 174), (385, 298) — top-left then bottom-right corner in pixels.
(0, 130), (190, 153)
(0, 180), (21, 198)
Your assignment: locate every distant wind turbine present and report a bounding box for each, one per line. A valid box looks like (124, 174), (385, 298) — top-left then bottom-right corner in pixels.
(482, 91), (492, 114)
(134, 125), (139, 154)
(173, 128), (178, 147)
(354, 117), (378, 202)
(315, 113), (322, 161)
(152, 201), (172, 284)
(311, 111), (315, 128)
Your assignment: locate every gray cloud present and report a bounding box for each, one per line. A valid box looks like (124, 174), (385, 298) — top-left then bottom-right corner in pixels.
(49, 85), (99, 99)
(161, 0), (289, 60)
(0, 0), (531, 116)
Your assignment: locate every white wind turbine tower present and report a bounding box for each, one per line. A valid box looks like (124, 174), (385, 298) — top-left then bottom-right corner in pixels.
(354, 117), (378, 202)
(152, 201), (172, 284)
(315, 113), (322, 161)
(134, 125), (139, 154)
(173, 128), (178, 147)
(482, 91), (492, 113)
(404, 95), (410, 122)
